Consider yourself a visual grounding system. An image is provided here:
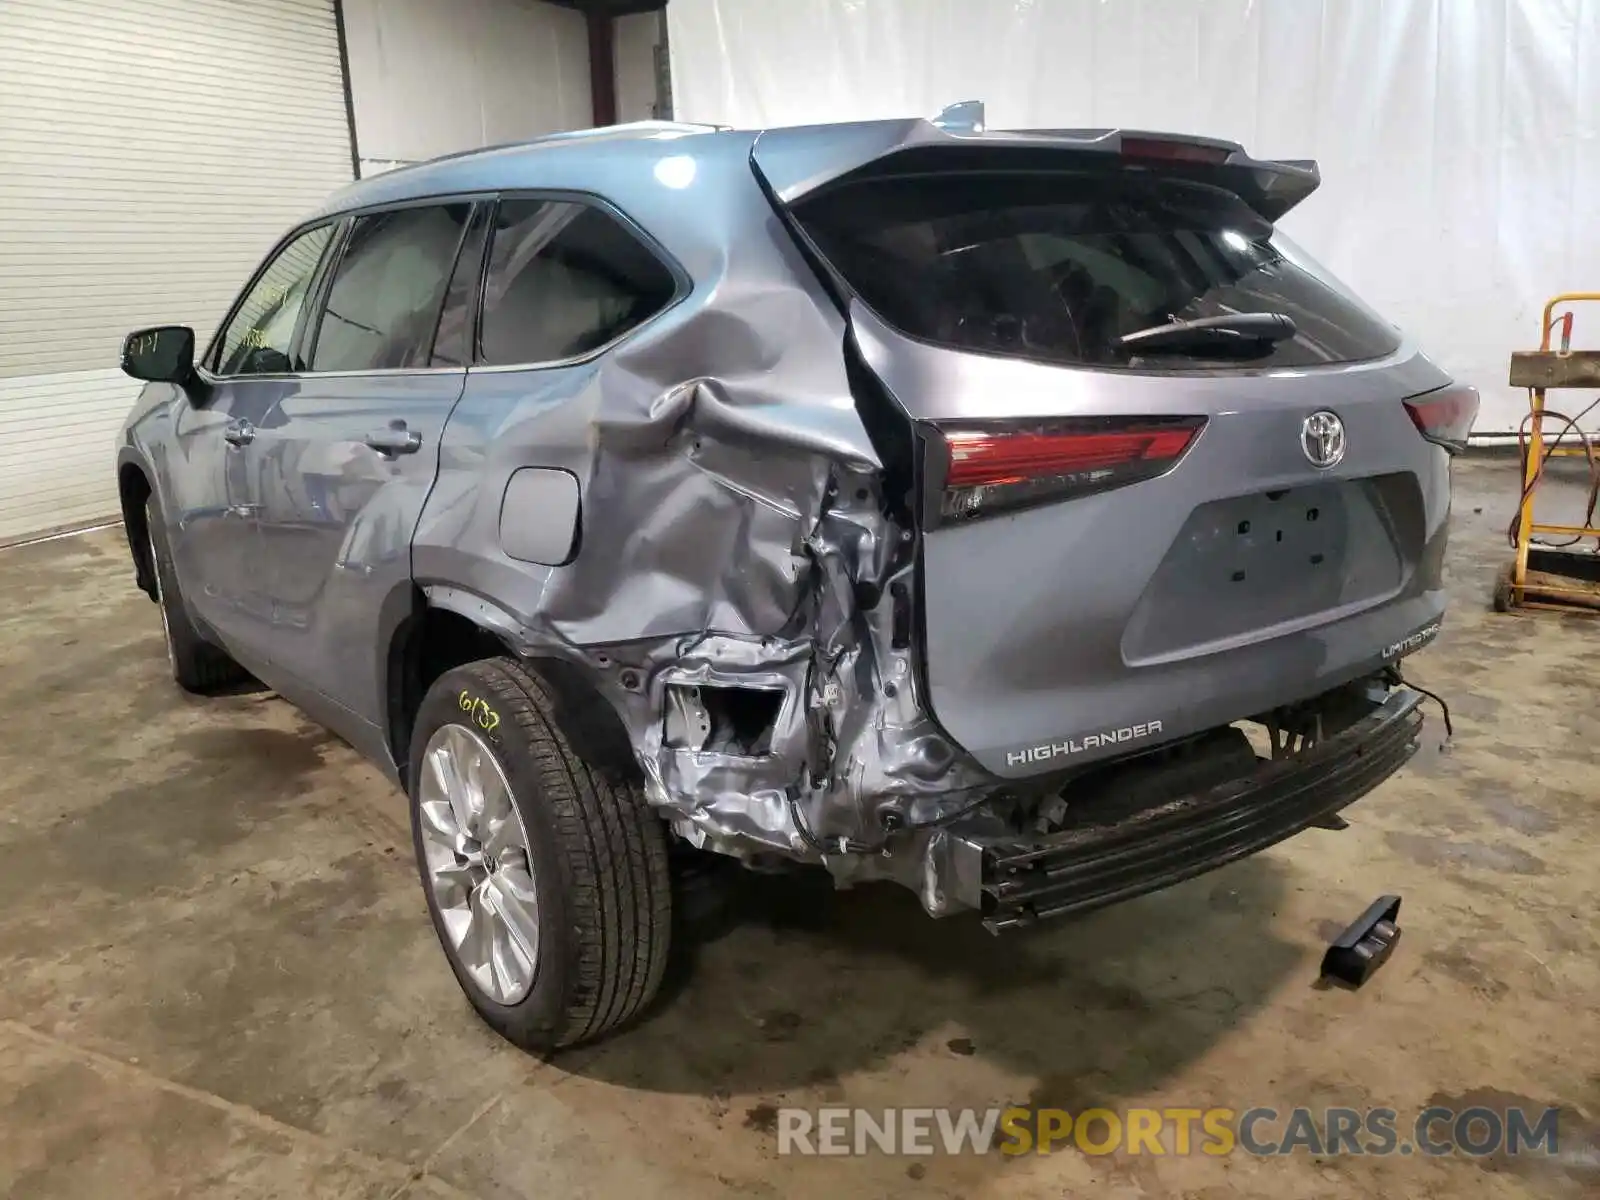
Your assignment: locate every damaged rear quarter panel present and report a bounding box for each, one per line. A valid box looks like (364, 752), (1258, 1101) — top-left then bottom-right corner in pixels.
(410, 134), (998, 878)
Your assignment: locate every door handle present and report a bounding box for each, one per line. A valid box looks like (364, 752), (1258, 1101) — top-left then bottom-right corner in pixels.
(223, 420), (256, 447)
(364, 423), (423, 457)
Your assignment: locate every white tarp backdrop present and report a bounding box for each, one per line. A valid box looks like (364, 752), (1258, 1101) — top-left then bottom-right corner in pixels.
(667, 0), (1600, 434)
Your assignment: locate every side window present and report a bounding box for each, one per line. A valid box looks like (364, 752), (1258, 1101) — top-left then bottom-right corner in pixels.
(309, 204), (472, 373)
(213, 223), (335, 376)
(478, 199), (677, 366)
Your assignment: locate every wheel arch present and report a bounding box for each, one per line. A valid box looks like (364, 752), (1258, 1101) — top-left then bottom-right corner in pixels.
(116, 451), (157, 599)
(384, 586), (637, 791)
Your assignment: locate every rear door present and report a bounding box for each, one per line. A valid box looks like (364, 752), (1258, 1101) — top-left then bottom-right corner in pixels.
(240, 199), (483, 734)
(409, 192), (685, 636)
(757, 126), (1466, 777)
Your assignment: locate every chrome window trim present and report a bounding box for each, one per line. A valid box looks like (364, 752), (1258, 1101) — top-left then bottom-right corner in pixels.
(194, 365), (468, 386)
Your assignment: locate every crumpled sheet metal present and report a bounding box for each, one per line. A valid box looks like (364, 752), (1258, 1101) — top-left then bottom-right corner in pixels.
(619, 470), (1001, 863)
(429, 365), (1003, 908)
(416, 192), (1005, 912)
(607, 405), (1000, 896)
(516, 394), (1002, 847)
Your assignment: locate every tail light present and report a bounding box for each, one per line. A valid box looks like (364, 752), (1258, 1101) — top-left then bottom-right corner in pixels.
(936, 417), (1207, 522)
(1404, 385), (1478, 453)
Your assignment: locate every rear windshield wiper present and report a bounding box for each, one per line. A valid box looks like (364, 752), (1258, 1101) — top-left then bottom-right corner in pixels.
(1116, 312), (1297, 355)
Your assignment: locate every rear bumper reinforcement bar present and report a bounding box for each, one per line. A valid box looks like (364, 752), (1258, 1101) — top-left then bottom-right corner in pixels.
(978, 688), (1425, 933)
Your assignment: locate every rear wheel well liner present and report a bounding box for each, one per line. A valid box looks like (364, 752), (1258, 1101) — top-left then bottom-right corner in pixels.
(387, 600), (510, 787)
(385, 596), (639, 790)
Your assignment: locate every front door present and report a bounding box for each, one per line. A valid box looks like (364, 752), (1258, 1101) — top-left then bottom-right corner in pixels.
(177, 221), (340, 651)
(241, 201), (479, 740)
(162, 383), (263, 644)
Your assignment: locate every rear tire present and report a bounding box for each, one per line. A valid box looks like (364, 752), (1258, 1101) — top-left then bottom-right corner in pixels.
(144, 496), (247, 693)
(408, 657), (672, 1052)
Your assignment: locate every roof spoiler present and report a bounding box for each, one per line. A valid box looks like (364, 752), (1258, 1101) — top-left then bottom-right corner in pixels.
(931, 100), (987, 134)
(752, 113), (1321, 222)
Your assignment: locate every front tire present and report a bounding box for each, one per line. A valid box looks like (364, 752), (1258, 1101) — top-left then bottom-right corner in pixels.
(408, 657), (672, 1052)
(143, 496), (247, 693)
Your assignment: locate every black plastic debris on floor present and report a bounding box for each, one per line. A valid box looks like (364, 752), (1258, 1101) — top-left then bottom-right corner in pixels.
(1320, 895), (1403, 988)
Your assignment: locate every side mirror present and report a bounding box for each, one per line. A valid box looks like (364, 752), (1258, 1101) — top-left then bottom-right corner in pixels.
(121, 325), (196, 384)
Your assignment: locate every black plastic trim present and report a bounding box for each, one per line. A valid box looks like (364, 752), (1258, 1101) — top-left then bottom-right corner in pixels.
(981, 687), (1425, 932)
(332, 0), (361, 181)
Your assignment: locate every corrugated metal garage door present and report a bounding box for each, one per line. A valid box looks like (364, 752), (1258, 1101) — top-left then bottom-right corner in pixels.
(0, 0), (354, 546)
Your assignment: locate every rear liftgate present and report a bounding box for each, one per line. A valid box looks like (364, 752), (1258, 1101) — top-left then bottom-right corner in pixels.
(754, 117), (1452, 925)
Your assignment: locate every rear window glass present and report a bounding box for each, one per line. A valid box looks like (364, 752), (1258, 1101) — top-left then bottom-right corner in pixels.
(794, 170), (1401, 370)
(478, 199), (677, 366)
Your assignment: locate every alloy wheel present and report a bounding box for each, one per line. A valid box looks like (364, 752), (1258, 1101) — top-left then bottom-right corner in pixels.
(148, 529), (176, 673)
(417, 723), (541, 1005)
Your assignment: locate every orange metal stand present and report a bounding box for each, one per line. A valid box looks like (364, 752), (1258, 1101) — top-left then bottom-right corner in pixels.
(1497, 293), (1600, 612)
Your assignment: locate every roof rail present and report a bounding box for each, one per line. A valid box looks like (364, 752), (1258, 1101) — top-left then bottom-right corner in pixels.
(393, 120), (730, 172)
(521, 119), (733, 143)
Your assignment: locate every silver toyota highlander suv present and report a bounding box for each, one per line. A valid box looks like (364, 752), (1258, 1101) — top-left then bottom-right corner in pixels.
(114, 113), (1474, 1051)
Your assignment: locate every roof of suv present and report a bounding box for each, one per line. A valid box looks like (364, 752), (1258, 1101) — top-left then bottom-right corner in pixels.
(314, 121), (744, 218)
(310, 115), (1320, 226)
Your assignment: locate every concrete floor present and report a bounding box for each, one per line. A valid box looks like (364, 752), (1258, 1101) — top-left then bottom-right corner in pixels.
(0, 455), (1595, 1199)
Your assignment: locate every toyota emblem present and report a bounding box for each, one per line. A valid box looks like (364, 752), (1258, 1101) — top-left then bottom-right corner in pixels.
(1301, 410), (1346, 469)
